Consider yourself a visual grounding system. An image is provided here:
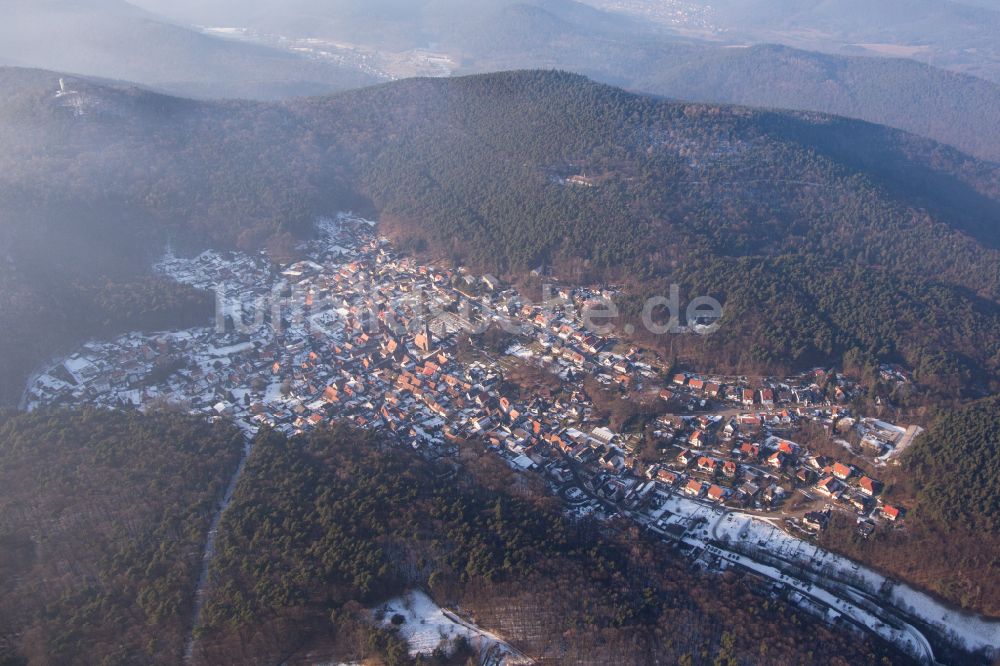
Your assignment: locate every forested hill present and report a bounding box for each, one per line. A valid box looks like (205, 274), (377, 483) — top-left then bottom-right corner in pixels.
(192, 424), (904, 665)
(2, 67), (1000, 400)
(820, 396), (1000, 615)
(625, 43), (1000, 164)
(126, 0), (1000, 162)
(306, 72), (1000, 391)
(453, 1), (1000, 162)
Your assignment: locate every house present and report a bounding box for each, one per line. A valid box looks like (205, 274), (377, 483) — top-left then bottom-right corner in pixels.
(657, 469), (680, 486)
(677, 449), (695, 466)
(567, 174), (598, 187)
(600, 451), (626, 473)
(704, 382), (721, 397)
(556, 436), (575, 455)
(672, 373), (687, 386)
(803, 511), (830, 531)
(688, 377), (705, 392)
(571, 443), (593, 462)
(742, 389), (755, 406)
(213, 401), (234, 416)
(470, 416), (494, 432)
(760, 389), (774, 407)
(689, 430), (710, 447)
(696, 456), (718, 473)
(816, 476), (840, 497)
(832, 462), (853, 480)
(849, 495), (870, 512)
(696, 415), (719, 430)
(723, 460), (738, 478)
(684, 479), (705, 497)
(767, 451), (787, 469)
(762, 484), (784, 505)
(882, 505), (903, 521)
(857, 520), (876, 539)
(858, 476), (882, 496)
(707, 484), (727, 502)
(776, 440), (796, 456)
(580, 335), (601, 354)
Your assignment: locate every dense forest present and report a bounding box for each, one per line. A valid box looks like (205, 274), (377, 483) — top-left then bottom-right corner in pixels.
(1, 68), (1000, 404)
(0, 408), (244, 665)
(620, 256), (1000, 396)
(193, 425), (906, 665)
(821, 397), (1000, 616)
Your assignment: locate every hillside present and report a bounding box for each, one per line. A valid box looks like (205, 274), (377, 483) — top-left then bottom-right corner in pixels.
(1, 68), (1000, 403)
(192, 424), (905, 665)
(454, 2), (1000, 162)
(128, 0), (1000, 162)
(320, 72), (1000, 392)
(0, 0), (378, 99)
(821, 396), (1000, 615)
(628, 44), (1000, 164)
(0, 408), (244, 665)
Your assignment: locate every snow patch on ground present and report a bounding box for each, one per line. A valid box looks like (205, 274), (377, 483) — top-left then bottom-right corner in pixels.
(651, 492), (1000, 657)
(374, 591), (531, 663)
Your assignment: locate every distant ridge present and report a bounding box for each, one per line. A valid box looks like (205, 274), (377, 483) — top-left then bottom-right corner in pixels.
(0, 0), (378, 99)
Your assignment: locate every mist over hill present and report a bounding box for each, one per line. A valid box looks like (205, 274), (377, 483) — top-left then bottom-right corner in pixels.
(0, 0), (377, 99)
(580, 0), (1000, 84)
(452, 2), (1000, 162)
(6, 0), (1000, 161)
(118, 0), (1000, 162)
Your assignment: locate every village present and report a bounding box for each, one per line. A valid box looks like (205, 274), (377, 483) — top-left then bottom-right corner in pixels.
(22, 213), (999, 663)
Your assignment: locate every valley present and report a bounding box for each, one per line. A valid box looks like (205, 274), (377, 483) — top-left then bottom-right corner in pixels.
(21, 214), (1000, 663)
(0, 58), (1000, 664)
(2, 3), (1000, 664)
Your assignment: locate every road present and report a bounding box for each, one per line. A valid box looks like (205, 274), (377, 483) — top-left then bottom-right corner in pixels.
(439, 608), (533, 664)
(637, 492), (938, 663)
(183, 435), (254, 664)
(560, 452), (940, 664)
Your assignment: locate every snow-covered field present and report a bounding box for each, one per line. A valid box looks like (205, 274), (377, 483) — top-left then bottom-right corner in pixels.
(374, 591), (531, 663)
